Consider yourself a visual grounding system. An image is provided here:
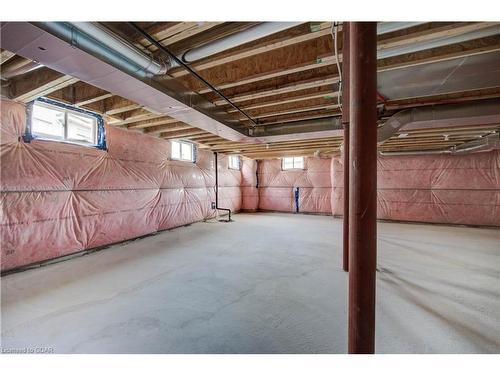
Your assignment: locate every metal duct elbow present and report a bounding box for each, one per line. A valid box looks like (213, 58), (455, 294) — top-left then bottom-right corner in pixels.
(377, 108), (416, 144)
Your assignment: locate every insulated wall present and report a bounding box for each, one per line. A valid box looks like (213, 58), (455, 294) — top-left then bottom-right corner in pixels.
(257, 157), (332, 214)
(216, 153), (243, 212)
(241, 158), (259, 211)
(331, 151), (500, 226)
(0, 100), (241, 271)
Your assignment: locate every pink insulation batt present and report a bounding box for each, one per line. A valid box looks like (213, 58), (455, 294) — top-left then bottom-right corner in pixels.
(331, 151), (500, 226)
(241, 158), (259, 211)
(257, 157), (332, 214)
(0, 100), (256, 271)
(2, 98), (499, 271)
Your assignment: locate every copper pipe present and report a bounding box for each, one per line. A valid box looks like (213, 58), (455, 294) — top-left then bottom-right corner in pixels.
(348, 22), (378, 354)
(341, 22), (350, 273)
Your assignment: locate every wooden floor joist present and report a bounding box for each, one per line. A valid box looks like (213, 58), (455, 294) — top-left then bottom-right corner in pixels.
(3, 21), (499, 158)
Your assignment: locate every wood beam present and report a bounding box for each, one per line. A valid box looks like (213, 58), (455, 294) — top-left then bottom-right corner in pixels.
(160, 129), (208, 139)
(241, 147), (337, 159)
(9, 67), (78, 103)
(84, 96), (142, 116)
(177, 31), (335, 94)
(378, 22), (498, 52)
(206, 35), (500, 108)
(171, 22), (331, 77)
(225, 88), (338, 112)
(123, 116), (182, 130)
(49, 82), (113, 106)
(384, 87), (500, 110)
(138, 22), (215, 51)
(0, 49), (16, 64)
(214, 77), (339, 106)
(167, 22), (260, 55)
(256, 109), (340, 126)
(143, 123), (193, 134)
(243, 99), (338, 119)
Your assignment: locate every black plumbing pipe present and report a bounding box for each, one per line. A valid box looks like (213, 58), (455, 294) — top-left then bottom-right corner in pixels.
(129, 23), (257, 127)
(214, 152), (232, 222)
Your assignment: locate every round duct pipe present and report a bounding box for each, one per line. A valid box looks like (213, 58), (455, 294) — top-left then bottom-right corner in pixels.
(69, 22), (169, 75)
(377, 100), (500, 145)
(34, 22), (169, 78)
(181, 22), (303, 63)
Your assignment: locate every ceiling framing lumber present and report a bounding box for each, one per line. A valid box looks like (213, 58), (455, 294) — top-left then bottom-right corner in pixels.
(3, 21), (500, 159)
(7, 67), (78, 103)
(170, 22), (331, 77)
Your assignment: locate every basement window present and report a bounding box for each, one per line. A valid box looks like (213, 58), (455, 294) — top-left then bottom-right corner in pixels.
(28, 98), (105, 149)
(171, 140), (195, 162)
(229, 155), (241, 170)
(282, 156), (304, 170)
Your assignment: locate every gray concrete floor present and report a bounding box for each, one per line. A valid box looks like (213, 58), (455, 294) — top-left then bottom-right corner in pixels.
(1, 213), (499, 353)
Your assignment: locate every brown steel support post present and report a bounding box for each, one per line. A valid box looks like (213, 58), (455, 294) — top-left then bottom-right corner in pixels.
(348, 22), (378, 354)
(342, 22), (350, 273)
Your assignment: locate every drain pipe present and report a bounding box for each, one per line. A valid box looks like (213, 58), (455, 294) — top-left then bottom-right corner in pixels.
(34, 22), (169, 77)
(214, 152), (232, 222)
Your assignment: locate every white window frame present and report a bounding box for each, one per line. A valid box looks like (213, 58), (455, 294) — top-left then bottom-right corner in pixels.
(170, 139), (195, 162)
(228, 155), (241, 170)
(31, 100), (98, 146)
(282, 156), (305, 170)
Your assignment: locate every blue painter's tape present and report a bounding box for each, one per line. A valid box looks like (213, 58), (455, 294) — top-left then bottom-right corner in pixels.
(294, 187), (300, 213)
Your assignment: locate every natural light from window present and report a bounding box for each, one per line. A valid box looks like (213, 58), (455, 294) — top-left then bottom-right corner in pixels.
(31, 101), (97, 145)
(171, 140), (195, 162)
(229, 155), (241, 170)
(282, 156), (304, 170)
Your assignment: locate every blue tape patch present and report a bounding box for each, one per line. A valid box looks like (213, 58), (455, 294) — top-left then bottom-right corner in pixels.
(294, 187), (300, 213)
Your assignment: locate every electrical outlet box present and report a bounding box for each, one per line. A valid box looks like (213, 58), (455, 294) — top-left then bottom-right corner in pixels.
(211, 202), (216, 209)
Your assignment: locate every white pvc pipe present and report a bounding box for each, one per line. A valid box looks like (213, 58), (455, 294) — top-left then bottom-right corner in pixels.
(181, 22), (303, 63)
(70, 22), (168, 75)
